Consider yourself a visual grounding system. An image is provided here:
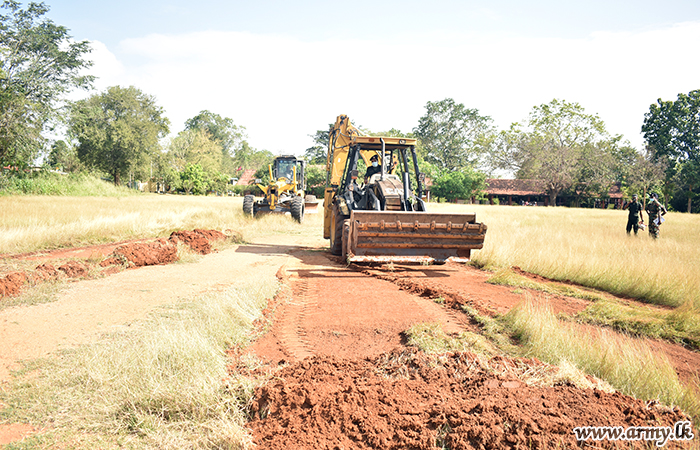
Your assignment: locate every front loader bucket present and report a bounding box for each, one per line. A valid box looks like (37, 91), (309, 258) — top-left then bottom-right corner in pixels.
(344, 211), (487, 263)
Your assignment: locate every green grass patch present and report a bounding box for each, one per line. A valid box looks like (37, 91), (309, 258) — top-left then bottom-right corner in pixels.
(576, 300), (700, 350)
(0, 172), (137, 197)
(486, 268), (605, 302)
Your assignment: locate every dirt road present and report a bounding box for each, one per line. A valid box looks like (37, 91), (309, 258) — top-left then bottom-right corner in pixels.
(1, 230), (698, 448)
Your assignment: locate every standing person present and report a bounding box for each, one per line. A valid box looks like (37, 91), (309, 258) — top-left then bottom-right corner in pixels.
(623, 194), (645, 235)
(645, 193), (668, 239)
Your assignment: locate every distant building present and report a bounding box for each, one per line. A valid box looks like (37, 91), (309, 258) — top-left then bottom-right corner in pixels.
(485, 179), (547, 206)
(485, 179), (625, 208)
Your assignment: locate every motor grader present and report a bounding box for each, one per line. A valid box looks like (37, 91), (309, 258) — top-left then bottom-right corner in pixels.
(324, 114), (487, 263)
(243, 155), (318, 223)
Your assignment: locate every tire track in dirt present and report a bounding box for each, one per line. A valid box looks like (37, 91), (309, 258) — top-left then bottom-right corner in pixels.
(250, 251), (476, 365)
(276, 266), (315, 360)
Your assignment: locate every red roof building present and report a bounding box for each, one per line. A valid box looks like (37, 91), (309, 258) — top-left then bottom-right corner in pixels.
(485, 179), (626, 208)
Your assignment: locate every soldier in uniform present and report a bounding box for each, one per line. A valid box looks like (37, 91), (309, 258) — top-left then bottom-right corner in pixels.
(364, 154), (381, 183)
(645, 193), (668, 239)
(623, 194), (644, 235)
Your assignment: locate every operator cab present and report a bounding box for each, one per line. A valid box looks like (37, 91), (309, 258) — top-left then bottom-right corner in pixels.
(340, 137), (426, 213)
(273, 156), (305, 187)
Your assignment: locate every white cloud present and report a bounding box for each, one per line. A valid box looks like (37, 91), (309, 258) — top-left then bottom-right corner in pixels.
(82, 21), (700, 155)
(87, 40), (127, 90)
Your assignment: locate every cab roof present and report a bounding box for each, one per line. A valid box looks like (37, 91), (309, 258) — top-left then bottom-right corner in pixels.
(352, 136), (417, 151)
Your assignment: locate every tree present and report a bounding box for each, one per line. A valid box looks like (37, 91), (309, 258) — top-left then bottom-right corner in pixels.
(230, 141), (273, 173)
(623, 145), (667, 202)
(304, 128), (329, 165)
(642, 90), (700, 212)
(506, 99), (616, 206)
(0, 1), (93, 167)
(670, 160), (700, 213)
(69, 86), (170, 185)
(305, 165), (326, 198)
(167, 128), (221, 174)
(184, 110), (246, 174)
(430, 167), (486, 203)
(180, 163), (206, 195)
(47, 139), (82, 172)
(413, 98), (494, 172)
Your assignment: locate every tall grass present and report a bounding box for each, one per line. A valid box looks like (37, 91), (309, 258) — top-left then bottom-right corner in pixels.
(502, 297), (700, 423)
(431, 203), (700, 309)
(1, 280), (278, 449)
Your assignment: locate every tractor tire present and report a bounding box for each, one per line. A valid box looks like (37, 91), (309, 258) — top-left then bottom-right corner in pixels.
(291, 195), (304, 223)
(330, 203), (346, 256)
(341, 219), (351, 260)
(243, 194), (255, 217)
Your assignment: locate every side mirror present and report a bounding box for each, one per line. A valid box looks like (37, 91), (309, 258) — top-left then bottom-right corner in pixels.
(255, 178), (262, 184)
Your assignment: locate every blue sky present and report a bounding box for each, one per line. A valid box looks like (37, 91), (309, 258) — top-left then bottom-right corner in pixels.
(47, 0), (700, 155)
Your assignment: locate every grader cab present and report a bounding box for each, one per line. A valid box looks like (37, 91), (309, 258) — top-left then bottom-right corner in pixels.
(243, 155), (319, 223)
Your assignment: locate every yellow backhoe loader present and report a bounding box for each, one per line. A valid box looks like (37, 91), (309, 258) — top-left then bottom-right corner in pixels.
(324, 114), (487, 263)
(243, 155), (319, 223)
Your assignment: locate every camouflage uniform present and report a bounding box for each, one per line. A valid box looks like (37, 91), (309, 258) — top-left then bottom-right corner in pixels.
(645, 196), (667, 239)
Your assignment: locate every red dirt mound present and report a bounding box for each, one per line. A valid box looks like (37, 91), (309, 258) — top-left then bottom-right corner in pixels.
(169, 229), (226, 255)
(58, 260), (89, 278)
(0, 272), (28, 297)
(110, 238), (178, 268)
(34, 263), (62, 281)
(248, 349), (693, 449)
(0, 229), (233, 298)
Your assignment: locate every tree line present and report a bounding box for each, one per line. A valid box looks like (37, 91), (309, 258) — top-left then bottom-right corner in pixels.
(1, 2), (698, 211)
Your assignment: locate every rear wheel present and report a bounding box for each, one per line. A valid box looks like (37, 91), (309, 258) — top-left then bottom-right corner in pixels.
(243, 195), (255, 216)
(291, 196), (304, 223)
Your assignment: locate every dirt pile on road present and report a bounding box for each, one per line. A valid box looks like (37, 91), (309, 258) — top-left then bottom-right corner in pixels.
(103, 238), (178, 268)
(248, 349), (692, 449)
(169, 229), (227, 255)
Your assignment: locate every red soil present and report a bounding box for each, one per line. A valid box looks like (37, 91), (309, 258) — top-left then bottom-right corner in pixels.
(248, 349), (691, 449)
(240, 252), (699, 449)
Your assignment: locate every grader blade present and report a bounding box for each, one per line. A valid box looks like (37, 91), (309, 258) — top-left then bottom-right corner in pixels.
(304, 195), (320, 214)
(344, 211), (487, 263)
